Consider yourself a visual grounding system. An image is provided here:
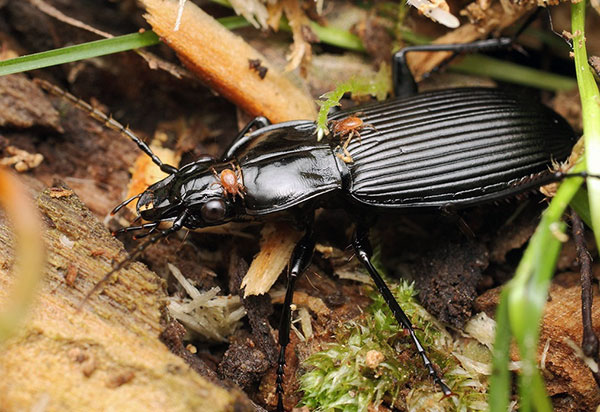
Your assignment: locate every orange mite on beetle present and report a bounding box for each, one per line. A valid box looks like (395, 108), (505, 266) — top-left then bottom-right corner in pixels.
(212, 162), (245, 199)
(329, 116), (375, 163)
(330, 116), (365, 136)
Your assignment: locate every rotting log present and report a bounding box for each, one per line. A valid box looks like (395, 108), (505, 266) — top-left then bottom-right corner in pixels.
(0, 184), (253, 411)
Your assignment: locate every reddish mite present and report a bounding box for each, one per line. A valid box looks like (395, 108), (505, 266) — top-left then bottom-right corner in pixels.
(329, 116), (375, 163)
(212, 163), (245, 199)
(331, 116), (365, 136)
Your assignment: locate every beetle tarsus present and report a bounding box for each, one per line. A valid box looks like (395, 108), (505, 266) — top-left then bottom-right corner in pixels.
(78, 211), (188, 310)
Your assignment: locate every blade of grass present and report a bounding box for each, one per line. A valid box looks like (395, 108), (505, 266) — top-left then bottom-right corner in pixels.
(0, 31), (159, 76)
(488, 289), (512, 412)
(452, 54), (577, 91)
(570, 187), (592, 227)
(572, 0), (600, 249)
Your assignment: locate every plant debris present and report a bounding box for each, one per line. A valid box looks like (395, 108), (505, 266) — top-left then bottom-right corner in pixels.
(167, 263), (246, 342)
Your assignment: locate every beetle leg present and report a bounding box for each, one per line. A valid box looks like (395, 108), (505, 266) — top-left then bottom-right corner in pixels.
(222, 116), (271, 161)
(352, 225), (453, 397)
(113, 222), (158, 235)
(276, 226), (315, 412)
(393, 38), (512, 98)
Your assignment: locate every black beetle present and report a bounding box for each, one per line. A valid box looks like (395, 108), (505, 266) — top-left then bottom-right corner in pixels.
(38, 35), (577, 410)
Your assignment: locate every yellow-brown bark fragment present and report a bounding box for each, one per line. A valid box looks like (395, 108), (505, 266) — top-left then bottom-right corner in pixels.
(141, 0), (317, 123)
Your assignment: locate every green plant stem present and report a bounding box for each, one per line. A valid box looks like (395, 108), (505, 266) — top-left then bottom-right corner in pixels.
(572, 0), (600, 249)
(453, 54), (577, 91)
(217, 15), (252, 30)
(0, 31), (159, 76)
(570, 187), (592, 227)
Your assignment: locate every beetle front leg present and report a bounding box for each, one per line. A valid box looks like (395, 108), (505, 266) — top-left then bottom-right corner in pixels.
(352, 225), (452, 396)
(276, 226), (315, 412)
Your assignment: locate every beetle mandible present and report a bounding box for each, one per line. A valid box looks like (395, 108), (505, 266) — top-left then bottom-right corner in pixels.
(39, 34), (578, 411)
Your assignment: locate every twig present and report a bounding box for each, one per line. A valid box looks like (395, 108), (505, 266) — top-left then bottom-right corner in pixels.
(570, 208), (600, 387)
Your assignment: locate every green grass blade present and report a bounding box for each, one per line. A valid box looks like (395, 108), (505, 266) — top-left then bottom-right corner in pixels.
(452, 54), (577, 91)
(0, 31), (159, 77)
(570, 187), (592, 227)
(217, 15), (252, 30)
(572, 0), (600, 250)
(488, 289), (512, 412)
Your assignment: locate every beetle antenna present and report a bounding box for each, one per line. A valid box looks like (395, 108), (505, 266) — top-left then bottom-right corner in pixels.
(111, 193), (142, 215)
(77, 228), (169, 311)
(78, 211), (188, 310)
(34, 79), (178, 174)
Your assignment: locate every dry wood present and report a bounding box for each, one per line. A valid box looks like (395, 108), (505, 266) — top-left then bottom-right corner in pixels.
(0, 185), (252, 411)
(141, 0), (317, 123)
(241, 222), (304, 297)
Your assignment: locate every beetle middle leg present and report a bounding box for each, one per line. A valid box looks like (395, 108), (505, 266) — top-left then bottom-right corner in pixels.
(276, 225), (315, 412)
(391, 10), (546, 98)
(352, 224), (452, 396)
(222, 116), (271, 161)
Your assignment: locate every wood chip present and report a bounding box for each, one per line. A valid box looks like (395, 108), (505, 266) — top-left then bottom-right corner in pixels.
(241, 222), (303, 297)
(140, 0), (316, 122)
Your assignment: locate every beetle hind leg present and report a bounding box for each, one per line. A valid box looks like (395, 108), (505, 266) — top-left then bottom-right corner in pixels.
(393, 37), (512, 98)
(352, 225), (452, 396)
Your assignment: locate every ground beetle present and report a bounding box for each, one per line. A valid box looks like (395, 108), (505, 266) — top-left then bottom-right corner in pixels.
(39, 35), (577, 410)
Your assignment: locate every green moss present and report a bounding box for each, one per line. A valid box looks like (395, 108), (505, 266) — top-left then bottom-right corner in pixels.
(299, 282), (489, 411)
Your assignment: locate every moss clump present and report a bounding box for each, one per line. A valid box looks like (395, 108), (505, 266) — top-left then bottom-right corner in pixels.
(299, 281), (489, 412)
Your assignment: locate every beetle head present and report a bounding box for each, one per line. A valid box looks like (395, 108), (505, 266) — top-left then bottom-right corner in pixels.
(136, 173), (180, 222)
(135, 158), (239, 229)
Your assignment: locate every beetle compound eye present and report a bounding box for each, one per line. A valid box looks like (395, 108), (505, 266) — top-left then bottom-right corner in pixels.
(201, 199), (226, 222)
